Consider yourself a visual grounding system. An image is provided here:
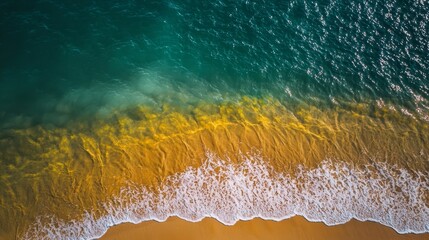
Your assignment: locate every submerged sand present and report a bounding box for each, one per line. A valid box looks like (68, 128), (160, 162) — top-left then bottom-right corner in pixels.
(2, 97), (429, 238)
(100, 217), (429, 240)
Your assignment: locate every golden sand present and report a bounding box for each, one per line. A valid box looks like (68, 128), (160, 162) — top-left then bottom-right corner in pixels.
(0, 97), (428, 238)
(100, 217), (429, 240)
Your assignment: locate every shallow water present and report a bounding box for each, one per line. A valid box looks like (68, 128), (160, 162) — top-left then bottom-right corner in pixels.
(0, 0), (428, 239)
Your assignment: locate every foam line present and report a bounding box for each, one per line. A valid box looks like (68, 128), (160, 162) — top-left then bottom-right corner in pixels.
(22, 153), (429, 239)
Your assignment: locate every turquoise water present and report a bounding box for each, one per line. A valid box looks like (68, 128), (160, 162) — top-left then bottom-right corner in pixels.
(1, 0), (428, 127)
(1, 1), (429, 239)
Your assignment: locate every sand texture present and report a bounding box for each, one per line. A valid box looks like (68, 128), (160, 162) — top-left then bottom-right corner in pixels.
(100, 217), (429, 240)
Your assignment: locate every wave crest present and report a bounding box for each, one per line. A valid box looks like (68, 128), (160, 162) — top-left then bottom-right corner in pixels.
(23, 153), (429, 239)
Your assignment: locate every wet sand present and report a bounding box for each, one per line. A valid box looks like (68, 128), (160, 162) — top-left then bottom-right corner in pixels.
(3, 99), (429, 238)
(100, 216), (429, 240)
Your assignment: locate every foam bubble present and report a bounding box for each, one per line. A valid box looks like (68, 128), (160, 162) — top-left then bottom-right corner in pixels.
(22, 152), (429, 239)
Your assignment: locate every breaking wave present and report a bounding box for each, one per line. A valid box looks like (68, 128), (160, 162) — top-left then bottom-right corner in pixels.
(23, 153), (429, 239)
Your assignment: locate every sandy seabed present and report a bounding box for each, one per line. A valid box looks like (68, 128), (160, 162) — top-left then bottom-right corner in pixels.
(2, 99), (429, 239)
(100, 217), (429, 240)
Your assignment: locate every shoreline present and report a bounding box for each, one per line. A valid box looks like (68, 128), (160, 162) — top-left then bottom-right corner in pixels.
(99, 216), (429, 240)
(4, 99), (429, 238)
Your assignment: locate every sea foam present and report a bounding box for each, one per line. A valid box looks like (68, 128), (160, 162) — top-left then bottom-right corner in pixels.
(23, 153), (429, 239)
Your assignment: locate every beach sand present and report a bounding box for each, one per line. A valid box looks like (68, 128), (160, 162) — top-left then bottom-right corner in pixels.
(100, 216), (429, 240)
(3, 99), (429, 239)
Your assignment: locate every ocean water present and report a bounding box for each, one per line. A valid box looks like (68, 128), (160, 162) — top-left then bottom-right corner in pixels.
(0, 0), (428, 239)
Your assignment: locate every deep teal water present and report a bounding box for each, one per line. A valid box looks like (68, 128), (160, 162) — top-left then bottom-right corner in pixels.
(1, 1), (429, 238)
(0, 0), (428, 127)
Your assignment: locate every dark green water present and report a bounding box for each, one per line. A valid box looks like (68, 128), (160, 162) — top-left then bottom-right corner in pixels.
(1, 1), (429, 239)
(1, 0), (428, 127)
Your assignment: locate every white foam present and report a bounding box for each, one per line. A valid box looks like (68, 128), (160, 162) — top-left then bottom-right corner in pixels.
(22, 152), (429, 239)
